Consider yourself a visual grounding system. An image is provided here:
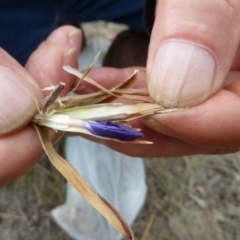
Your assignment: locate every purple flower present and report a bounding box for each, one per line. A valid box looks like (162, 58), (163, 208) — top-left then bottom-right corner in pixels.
(86, 121), (143, 141)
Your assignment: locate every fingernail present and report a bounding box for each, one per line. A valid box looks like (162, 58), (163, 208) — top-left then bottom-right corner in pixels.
(148, 41), (215, 107)
(68, 29), (81, 52)
(63, 47), (77, 82)
(46, 28), (81, 52)
(64, 47), (77, 63)
(0, 66), (39, 134)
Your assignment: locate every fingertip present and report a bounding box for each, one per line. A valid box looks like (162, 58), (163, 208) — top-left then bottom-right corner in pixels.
(0, 48), (42, 134)
(68, 28), (82, 54)
(26, 26), (83, 95)
(0, 66), (40, 135)
(147, 0), (240, 107)
(147, 41), (216, 107)
(26, 43), (79, 96)
(46, 25), (82, 54)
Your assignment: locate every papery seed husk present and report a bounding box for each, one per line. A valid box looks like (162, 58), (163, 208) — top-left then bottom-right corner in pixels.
(55, 103), (163, 121)
(34, 125), (134, 240)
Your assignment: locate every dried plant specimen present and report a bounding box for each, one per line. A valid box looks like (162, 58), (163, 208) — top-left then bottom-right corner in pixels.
(33, 63), (179, 239)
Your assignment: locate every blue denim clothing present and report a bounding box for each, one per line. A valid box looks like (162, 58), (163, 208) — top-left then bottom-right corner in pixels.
(0, 0), (144, 65)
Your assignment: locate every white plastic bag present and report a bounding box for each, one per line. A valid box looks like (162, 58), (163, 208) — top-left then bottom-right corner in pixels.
(51, 37), (147, 240)
(52, 137), (147, 240)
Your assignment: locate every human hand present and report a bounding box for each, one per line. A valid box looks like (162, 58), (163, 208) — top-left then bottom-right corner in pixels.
(31, 1), (239, 159)
(84, 66), (240, 157)
(84, 0), (240, 157)
(0, 26), (81, 185)
(147, 0), (240, 108)
(137, 0), (240, 157)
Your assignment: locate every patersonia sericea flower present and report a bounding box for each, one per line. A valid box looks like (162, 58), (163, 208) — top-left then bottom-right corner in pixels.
(85, 121), (143, 141)
(36, 114), (144, 141)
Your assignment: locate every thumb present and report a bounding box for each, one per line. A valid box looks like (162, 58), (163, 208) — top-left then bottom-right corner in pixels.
(0, 49), (41, 135)
(147, 0), (240, 107)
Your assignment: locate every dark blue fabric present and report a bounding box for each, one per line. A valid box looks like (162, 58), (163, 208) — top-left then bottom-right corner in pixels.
(0, 0), (144, 65)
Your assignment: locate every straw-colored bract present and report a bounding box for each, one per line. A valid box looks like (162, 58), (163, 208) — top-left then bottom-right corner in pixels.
(32, 64), (178, 239)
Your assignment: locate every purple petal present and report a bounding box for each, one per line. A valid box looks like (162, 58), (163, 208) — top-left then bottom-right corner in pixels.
(86, 121), (143, 141)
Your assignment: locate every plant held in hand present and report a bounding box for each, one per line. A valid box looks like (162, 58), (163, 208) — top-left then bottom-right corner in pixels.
(33, 62), (177, 240)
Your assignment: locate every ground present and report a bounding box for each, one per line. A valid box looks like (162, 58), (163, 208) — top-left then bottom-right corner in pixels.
(1, 22), (240, 240)
(2, 149), (240, 240)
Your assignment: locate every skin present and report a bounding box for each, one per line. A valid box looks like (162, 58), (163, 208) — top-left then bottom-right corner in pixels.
(0, 26), (81, 185)
(1, 0), (240, 185)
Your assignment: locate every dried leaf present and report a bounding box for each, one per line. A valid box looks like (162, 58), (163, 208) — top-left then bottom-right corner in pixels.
(59, 88), (150, 109)
(41, 82), (65, 113)
(55, 103), (164, 121)
(54, 68), (146, 109)
(34, 125), (134, 240)
(101, 69), (139, 103)
(72, 51), (101, 92)
(64, 65), (118, 97)
(60, 91), (110, 108)
(112, 69), (139, 90)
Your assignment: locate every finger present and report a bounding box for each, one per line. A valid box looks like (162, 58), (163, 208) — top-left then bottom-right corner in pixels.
(0, 49), (41, 184)
(0, 26), (81, 185)
(101, 121), (211, 158)
(75, 67), (147, 93)
(69, 116), (236, 158)
(44, 26), (82, 55)
(26, 25), (82, 96)
(231, 43), (240, 70)
(63, 66), (240, 157)
(147, 0), (240, 107)
(0, 125), (62, 185)
(0, 49), (41, 135)
(0, 125), (43, 185)
(142, 80), (240, 151)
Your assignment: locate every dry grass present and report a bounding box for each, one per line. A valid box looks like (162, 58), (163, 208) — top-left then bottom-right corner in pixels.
(1, 22), (240, 240)
(2, 150), (240, 240)
(0, 140), (71, 240)
(130, 154), (240, 240)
